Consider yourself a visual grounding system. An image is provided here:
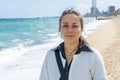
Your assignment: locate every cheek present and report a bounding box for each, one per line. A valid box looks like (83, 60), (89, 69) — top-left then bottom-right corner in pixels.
(76, 29), (83, 36)
(60, 30), (65, 37)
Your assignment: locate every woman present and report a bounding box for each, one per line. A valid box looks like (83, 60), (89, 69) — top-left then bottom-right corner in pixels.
(39, 8), (107, 80)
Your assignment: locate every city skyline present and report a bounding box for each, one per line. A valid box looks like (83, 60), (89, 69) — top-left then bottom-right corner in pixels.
(84, 0), (118, 17)
(0, 0), (120, 18)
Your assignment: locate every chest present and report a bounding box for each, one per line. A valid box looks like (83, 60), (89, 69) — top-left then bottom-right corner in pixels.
(47, 53), (92, 80)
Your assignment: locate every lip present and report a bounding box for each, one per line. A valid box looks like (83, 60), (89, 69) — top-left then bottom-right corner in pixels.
(65, 35), (74, 38)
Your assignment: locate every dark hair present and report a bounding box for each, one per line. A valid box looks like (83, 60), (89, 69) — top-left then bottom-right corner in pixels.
(59, 8), (83, 31)
(59, 8), (89, 45)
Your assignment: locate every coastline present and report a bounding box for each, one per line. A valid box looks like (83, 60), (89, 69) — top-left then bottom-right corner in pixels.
(86, 17), (120, 80)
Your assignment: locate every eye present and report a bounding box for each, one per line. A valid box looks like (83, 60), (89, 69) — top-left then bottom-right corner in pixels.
(62, 25), (69, 28)
(72, 25), (78, 28)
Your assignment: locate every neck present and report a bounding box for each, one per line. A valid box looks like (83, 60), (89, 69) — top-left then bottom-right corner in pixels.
(64, 41), (79, 53)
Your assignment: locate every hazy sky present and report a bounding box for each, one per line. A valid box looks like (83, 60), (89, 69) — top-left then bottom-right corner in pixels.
(0, 0), (120, 18)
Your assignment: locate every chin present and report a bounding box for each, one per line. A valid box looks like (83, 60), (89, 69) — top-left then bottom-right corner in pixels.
(64, 39), (76, 43)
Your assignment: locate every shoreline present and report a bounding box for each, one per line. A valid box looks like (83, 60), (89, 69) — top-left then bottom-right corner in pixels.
(86, 19), (117, 52)
(86, 17), (120, 80)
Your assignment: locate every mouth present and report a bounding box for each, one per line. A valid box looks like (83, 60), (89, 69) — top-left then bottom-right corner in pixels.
(65, 35), (74, 38)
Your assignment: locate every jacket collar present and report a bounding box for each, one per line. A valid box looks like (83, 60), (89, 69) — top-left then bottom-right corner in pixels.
(55, 39), (93, 53)
(55, 39), (93, 59)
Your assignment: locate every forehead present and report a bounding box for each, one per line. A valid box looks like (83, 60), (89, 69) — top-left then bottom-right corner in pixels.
(61, 14), (80, 23)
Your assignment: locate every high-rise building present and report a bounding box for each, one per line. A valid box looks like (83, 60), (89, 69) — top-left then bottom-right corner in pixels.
(84, 0), (109, 17)
(91, 0), (99, 16)
(92, 0), (96, 8)
(108, 6), (115, 15)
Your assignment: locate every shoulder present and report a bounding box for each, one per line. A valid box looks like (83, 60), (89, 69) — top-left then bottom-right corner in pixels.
(45, 44), (60, 57)
(90, 48), (100, 54)
(87, 47), (101, 58)
(90, 48), (101, 57)
(47, 45), (59, 53)
(47, 42), (63, 53)
(43, 47), (57, 62)
(81, 46), (102, 59)
(89, 48), (104, 63)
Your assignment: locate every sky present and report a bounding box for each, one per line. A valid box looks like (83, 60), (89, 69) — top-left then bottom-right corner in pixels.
(0, 0), (120, 18)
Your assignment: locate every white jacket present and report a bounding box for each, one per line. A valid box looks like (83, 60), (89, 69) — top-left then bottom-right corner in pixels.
(39, 41), (107, 80)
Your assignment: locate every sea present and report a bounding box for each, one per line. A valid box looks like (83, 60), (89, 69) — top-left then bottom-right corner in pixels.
(0, 17), (106, 57)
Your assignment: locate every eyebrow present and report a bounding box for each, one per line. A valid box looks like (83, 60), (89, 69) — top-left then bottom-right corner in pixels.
(62, 22), (78, 25)
(72, 23), (78, 25)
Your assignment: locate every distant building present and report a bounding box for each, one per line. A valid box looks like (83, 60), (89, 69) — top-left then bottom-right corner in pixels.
(84, 0), (98, 17)
(91, 7), (100, 16)
(84, 1), (118, 17)
(116, 9), (120, 15)
(91, 0), (100, 16)
(108, 6), (115, 15)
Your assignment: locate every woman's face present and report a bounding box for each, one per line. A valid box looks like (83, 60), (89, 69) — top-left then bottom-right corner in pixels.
(60, 14), (83, 44)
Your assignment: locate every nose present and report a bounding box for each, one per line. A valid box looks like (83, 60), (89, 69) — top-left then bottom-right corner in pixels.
(67, 27), (73, 32)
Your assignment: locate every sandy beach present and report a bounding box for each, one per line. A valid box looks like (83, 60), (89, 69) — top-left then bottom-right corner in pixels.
(86, 17), (120, 80)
